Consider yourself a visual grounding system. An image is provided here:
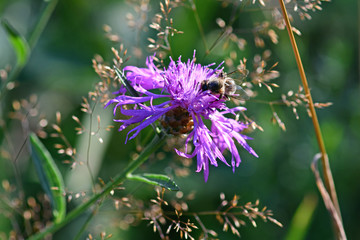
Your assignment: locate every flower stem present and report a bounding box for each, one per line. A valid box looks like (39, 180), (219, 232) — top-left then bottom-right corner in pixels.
(28, 132), (166, 240)
(73, 198), (104, 240)
(28, 0), (59, 49)
(278, 0), (345, 238)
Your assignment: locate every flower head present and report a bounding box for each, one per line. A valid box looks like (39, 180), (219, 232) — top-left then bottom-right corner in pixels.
(106, 51), (258, 181)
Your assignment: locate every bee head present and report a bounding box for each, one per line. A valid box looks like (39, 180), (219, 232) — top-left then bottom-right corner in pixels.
(201, 81), (209, 91)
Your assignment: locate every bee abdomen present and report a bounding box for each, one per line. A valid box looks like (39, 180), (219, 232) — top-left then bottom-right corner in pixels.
(207, 80), (222, 93)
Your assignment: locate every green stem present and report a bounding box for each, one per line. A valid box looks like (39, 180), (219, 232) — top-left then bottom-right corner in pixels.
(28, 133), (166, 240)
(189, 0), (208, 54)
(86, 100), (98, 192)
(28, 0), (59, 49)
(205, 1), (241, 58)
(73, 198), (104, 240)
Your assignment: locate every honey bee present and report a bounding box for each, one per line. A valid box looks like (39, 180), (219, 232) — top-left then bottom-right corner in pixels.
(201, 68), (249, 100)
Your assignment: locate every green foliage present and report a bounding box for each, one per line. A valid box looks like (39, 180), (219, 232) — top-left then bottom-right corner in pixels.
(29, 133), (66, 223)
(285, 194), (318, 240)
(1, 19), (29, 67)
(127, 173), (180, 191)
(114, 66), (139, 97)
(0, 0), (359, 239)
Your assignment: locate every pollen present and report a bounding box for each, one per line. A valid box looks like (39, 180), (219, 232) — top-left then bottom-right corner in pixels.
(160, 107), (194, 135)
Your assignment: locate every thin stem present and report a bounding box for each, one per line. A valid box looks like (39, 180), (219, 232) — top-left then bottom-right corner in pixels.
(189, 0), (208, 54)
(193, 213), (211, 239)
(205, 1), (241, 58)
(0, 196), (23, 216)
(28, 133), (166, 240)
(73, 198), (104, 240)
(164, 28), (174, 57)
(2, 122), (25, 200)
(278, 0), (344, 238)
(28, 0), (58, 49)
(311, 155), (346, 240)
(86, 101), (98, 192)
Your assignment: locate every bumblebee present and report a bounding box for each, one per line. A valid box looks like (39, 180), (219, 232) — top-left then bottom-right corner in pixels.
(201, 70), (249, 100)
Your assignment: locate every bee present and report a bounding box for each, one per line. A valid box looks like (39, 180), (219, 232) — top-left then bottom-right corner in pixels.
(201, 68), (249, 100)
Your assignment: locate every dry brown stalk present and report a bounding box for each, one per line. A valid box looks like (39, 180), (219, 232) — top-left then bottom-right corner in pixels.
(277, 0), (345, 239)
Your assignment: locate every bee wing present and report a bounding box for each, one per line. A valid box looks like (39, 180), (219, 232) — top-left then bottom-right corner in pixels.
(225, 68), (250, 100)
(227, 68), (249, 82)
(231, 85), (250, 100)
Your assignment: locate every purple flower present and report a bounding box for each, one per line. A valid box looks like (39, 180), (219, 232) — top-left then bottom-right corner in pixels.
(106, 51), (258, 181)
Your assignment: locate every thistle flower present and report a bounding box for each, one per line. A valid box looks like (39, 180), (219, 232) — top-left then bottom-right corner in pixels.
(106, 51), (258, 181)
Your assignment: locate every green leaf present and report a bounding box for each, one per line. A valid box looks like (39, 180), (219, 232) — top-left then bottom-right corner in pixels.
(127, 173), (180, 191)
(1, 19), (30, 67)
(285, 194), (318, 240)
(114, 66), (139, 97)
(29, 133), (66, 223)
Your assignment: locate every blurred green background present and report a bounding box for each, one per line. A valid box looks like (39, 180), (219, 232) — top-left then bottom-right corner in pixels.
(0, 0), (359, 239)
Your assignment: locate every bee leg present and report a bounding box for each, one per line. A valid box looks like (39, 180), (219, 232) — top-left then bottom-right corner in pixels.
(224, 94), (231, 101)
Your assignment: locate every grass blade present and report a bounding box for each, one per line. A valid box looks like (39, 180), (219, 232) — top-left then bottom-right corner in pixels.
(127, 173), (180, 191)
(285, 194), (318, 240)
(1, 19), (30, 67)
(29, 133), (66, 223)
(113, 66), (139, 97)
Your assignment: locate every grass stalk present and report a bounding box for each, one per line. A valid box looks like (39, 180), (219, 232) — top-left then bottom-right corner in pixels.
(277, 0), (345, 238)
(73, 198), (104, 240)
(86, 100), (98, 192)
